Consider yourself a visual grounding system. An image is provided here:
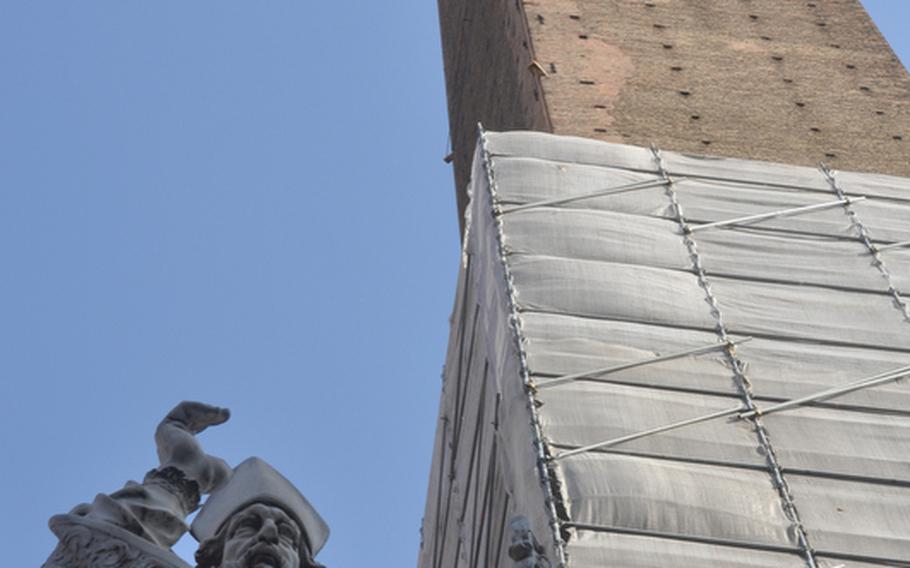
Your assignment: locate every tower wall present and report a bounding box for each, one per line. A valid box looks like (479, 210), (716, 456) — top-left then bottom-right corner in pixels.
(439, 0), (910, 230)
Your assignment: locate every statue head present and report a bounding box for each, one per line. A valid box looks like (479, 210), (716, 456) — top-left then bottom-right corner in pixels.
(192, 458), (329, 568)
(508, 516), (550, 568)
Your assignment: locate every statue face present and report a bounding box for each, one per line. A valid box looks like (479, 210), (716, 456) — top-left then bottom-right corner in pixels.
(220, 503), (301, 568)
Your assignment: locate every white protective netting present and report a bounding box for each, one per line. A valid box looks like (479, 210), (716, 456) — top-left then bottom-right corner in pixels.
(421, 129), (910, 568)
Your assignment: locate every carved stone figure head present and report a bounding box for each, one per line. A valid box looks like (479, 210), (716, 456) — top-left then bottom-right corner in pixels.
(192, 458), (329, 568)
(212, 503), (302, 568)
(508, 516), (550, 568)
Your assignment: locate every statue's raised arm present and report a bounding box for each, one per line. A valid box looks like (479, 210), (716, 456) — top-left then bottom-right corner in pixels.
(155, 401), (232, 496)
(44, 402), (232, 568)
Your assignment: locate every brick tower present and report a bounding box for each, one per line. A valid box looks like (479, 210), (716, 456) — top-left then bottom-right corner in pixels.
(438, 0), (910, 232)
(422, 2), (910, 567)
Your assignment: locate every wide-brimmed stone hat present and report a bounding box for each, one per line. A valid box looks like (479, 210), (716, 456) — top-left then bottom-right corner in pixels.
(191, 457), (329, 556)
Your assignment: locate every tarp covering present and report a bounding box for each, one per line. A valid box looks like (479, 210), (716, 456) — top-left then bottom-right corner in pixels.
(420, 130), (910, 568)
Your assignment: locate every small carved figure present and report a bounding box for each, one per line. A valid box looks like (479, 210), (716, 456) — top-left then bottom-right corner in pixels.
(507, 516), (550, 568)
(43, 402), (328, 568)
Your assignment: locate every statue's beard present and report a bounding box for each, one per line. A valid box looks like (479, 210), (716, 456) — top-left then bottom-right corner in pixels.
(230, 543), (287, 568)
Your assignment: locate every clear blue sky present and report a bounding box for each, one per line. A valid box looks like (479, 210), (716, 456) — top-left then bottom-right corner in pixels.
(0, 2), (906, 566)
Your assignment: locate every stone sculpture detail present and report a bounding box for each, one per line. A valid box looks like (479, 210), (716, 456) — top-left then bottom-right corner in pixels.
(43, 402), (328, 568)
(507, 516), (550, 568)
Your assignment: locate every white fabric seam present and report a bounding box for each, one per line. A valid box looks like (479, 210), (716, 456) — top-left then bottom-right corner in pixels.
(821, 165), (910, 323)
(650, 144), (819, 568)
(479, 126), (569, 568)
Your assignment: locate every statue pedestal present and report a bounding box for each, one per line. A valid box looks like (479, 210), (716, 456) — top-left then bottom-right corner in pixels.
(43, 514), (192, 568)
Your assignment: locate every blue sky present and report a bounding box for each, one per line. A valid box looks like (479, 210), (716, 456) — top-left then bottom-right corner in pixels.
(0, 2), (906, 566)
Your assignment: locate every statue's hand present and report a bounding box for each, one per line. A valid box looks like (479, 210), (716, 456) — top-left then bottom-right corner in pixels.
(155, 401), (231, 494)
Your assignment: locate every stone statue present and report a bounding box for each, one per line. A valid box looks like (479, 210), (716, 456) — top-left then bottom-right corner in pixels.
(43, 402), (328, 568)
(507, 516), (550, 568)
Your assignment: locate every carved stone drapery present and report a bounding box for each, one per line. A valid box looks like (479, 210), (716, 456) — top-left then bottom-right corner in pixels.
(43, 514), (191, 568)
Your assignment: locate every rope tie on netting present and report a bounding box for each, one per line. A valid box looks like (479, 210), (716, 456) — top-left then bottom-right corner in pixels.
(534, 337), (751, 390)
(875, 239), (910, 252)
(548, 362), (910, 461)
(821, 165), (910, 323)
(649, 144), (818, 568)
(479, 126), (569, 568)
(497, 177), (679, 215)
(685, 197), (865, 233)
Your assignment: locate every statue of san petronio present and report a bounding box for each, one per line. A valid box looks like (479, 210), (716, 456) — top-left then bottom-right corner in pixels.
(43, 402), (328, 568)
